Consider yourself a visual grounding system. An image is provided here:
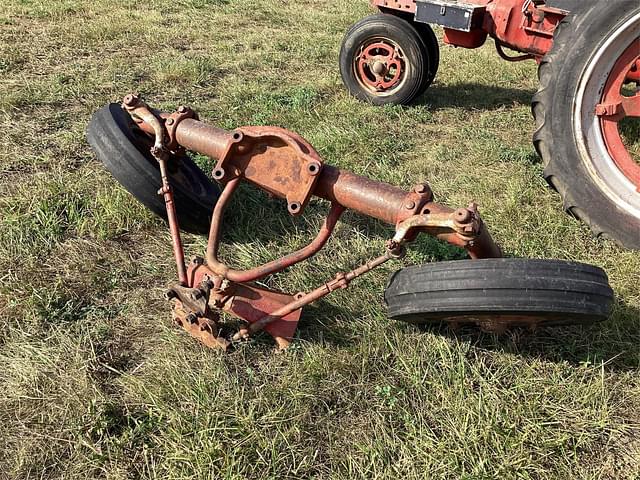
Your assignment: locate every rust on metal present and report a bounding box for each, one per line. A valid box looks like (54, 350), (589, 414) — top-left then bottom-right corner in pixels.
(371, 0), (417, 14)
(314, 166), (434, 226)
(182, 260), (303, 349)
(122, 95), (502, 350)
(213, 126), (324, 214)
(157, 157), (188, 286)
(205, 179), (345, 282)
(223, 283), (303, 350)
(233, 243), (407, 342)
(172, 301), (230, 350)
(164, 105), (198, 153)
(122, 95), (188, 285)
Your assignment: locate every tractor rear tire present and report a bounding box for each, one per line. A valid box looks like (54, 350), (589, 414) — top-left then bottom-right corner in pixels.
(532, 1), (640, 249)
(87, 103), (220, 234)
(545, 0), (588, 12)
(384, 259), (613, 331)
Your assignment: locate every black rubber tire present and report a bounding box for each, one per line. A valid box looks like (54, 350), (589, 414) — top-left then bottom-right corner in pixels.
(384, 259), (613, 331)
(413, 21), (440, 95)
(87, 103), (219, 234)
(546, 0), (587, 12)
(377, 9), (440, 97)
(532, 1), (640, 249)
(340, 14), (431, 105)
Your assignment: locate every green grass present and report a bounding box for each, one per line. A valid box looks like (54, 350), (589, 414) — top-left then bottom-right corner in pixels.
(1, 0), (639, 478)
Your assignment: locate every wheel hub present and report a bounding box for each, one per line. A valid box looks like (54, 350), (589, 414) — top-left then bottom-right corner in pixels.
(372, 60), (386, 75)
(355, 39), (406, 94)
(595, 39), (640, 191)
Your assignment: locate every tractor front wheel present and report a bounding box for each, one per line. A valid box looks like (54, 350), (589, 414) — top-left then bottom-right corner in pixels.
(87, 104), (220, 234)
(532, 1), (640, 249)
(340, 14), (437, 105)
(384, 259), (613, 332)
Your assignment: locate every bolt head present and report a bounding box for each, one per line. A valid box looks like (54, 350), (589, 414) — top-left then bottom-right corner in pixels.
(405, 201), (416, 210)
(372, 61), (386, 75)
(123, 93), (139, 107)
(177, 105), (187, 113)
(166, 118), (175, 125)
(307, 161), (321, 176)
(414, 184), (427, 194)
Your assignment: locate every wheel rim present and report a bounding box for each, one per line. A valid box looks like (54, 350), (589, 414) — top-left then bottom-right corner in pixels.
(353, 37), (407, 96)
(575, 12), (640, 219)
(598, 43), (640, 189)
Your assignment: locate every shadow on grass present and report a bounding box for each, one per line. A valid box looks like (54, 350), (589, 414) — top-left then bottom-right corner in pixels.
(219, 186), (404, 256)
(408, 300), (640, 372)
(220, 183), (469, 262)
(416, 83), (537, 111)
(296, 301), (357, 349)
(292, 296), (640, 372)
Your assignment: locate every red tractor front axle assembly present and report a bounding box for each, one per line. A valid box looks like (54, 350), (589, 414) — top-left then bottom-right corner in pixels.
(121, 93), (502, 350)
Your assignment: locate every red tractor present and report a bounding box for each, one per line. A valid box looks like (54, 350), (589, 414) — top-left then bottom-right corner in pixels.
(339, 0), (640, 249)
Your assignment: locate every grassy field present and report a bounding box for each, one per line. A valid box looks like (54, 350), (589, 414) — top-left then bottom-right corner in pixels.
(1, 0), (639, 478)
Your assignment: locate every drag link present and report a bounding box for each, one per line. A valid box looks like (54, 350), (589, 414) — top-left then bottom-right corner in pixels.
(157, 157), (188, 285)
(232, 243), (406, 343)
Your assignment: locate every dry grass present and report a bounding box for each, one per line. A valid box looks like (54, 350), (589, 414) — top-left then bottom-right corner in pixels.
(0, 0), (639, 478)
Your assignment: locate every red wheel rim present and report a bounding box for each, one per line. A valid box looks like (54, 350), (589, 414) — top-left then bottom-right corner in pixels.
(596, 39), (640, 190)
(354, 38), (406, 94)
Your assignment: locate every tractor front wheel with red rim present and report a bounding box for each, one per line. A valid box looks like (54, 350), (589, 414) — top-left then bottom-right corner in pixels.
(340, 14), (436, 105)
(533, 1), (640, 249)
